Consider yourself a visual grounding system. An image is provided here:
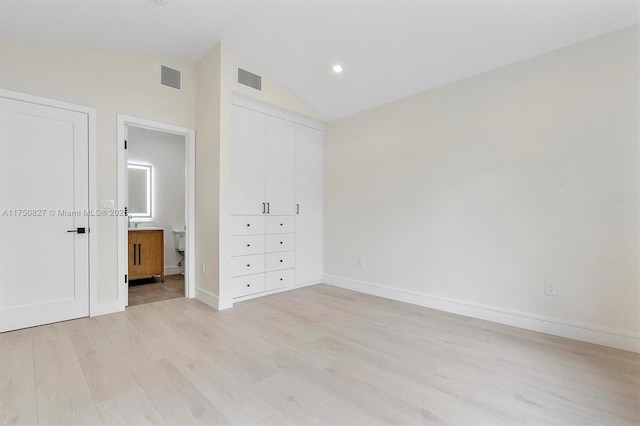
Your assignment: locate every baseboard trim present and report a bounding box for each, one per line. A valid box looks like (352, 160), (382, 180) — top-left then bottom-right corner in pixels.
(90, 300), (123, 317)
(323, 274), (640, 353)
(164, 266), (183, 276)
(195, 287), (233, 311)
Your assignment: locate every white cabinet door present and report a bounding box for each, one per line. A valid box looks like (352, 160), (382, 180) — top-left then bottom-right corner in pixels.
(266, 269), (295, 291)
(230, 254), (265, 277)
(295, 125), (324, 285)
(266, 215), (295, 234)
(231, 105), (266, 215)
(231, 274), (265, 298)
(230, 216), (266, 236)
(230, 235), (266, 257)
(265, 115), (296, 215)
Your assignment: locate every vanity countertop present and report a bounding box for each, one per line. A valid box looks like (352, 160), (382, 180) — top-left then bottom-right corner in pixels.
(128, 227), (164, 231)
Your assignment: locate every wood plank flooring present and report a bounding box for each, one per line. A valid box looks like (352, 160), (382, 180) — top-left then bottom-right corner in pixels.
(1, 284), (638, 425)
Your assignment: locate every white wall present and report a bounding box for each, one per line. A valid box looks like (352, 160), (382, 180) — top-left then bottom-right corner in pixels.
(195, 43), (222, 298)
(0, 37), (196, 305)
(324, 26), (639, 344)
(128, 126), (185, 274)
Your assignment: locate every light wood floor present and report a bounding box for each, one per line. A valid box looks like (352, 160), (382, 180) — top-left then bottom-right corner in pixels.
(128, 274), (184, 307)
(1, 285), (638, 425)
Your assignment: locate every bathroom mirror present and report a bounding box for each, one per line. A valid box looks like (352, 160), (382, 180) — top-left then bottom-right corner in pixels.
(128, 163), (152, 217)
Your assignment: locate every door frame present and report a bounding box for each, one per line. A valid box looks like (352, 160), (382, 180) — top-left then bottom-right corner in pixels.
(0, 88), (98, 316)
(117, 115), (196, 308)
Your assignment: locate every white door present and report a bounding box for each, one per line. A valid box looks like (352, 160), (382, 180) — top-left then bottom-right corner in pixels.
(295, 125), (323, 285)
(266, 115), (296, 216)
(231, 105), (266, 215)
(0, 97), (89, 332)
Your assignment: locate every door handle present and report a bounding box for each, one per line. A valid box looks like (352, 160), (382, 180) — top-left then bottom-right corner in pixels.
(262, 202), (265, 214)
(267, 202), (270, 214)
(296, 204), (300, 214)
(134, 243), (138, 265)
(67, 227), (86, 234)
(138, 243), (141, 265)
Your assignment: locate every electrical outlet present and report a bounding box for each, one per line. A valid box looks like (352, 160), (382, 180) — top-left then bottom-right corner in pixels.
(358, 257), (366, 268)
(544, 282), (556, 296)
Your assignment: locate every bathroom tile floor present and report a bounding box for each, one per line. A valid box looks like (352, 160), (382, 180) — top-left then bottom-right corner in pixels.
(128, 274), (184, 306)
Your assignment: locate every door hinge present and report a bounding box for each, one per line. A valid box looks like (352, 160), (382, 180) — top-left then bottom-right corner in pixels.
(124, 206), (128, 215)
(124, 140), (127, 149)
(124, 274), (128, 284)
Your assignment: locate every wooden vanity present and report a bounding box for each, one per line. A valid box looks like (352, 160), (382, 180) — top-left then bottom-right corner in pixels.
(128, 228), (164, 282)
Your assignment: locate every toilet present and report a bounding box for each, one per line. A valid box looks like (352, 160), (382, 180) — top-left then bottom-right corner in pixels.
(173, 229), (185, 270)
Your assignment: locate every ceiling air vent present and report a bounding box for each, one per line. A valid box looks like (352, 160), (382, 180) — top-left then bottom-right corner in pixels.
(160, 65), (181, 90)
(238, 68), (262, 91)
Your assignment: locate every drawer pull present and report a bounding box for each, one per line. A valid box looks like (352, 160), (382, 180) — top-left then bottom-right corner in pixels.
(280, 223), (283, 226)
(280, 278), (283, 281)
(280, 241), (283, 244)
(246, 284), (250, 287)
(280, 260), (283, 263)
(246, 223), (250, 227)
(247, 244), (250, 247)
(246, 264), (250, 267)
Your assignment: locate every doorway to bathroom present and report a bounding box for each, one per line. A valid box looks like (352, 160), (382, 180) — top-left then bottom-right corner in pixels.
(117, 115), (196, 309)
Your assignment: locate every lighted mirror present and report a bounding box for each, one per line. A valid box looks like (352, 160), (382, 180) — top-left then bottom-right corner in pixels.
(128, 163), (152, 217)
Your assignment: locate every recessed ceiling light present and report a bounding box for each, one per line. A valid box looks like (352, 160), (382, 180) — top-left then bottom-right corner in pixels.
(332, 64), (343, 74)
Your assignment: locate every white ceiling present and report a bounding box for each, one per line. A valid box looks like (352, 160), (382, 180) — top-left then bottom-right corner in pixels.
(1, 0), (638, 120)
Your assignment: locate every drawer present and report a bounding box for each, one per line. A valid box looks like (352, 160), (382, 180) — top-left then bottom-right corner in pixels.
(266, 233), (295, 253)
(230, 254), (265, 277)
(266, 251), (295, 272)
(231, 235), (265, 256)
(266, 216), (295, 234)
(266, 268), (295, 291)
(231, 273), (265, 298)
(231, 216), (266, 236)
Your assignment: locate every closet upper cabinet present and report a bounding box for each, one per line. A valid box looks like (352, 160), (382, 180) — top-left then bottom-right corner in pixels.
(231, 105), (296, 216)
(265, 116), (296, 215)
(231, 105), (266, 215)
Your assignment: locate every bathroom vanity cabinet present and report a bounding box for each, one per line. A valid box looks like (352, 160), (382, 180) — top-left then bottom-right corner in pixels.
(128, 229), (164, 282)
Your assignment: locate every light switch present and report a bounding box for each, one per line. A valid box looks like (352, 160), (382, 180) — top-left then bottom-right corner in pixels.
(100, 200), (115, 209)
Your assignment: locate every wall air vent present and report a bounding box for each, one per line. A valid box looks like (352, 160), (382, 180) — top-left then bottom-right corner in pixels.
(238, 68), (262, 91)
(160, 65), (181, 90)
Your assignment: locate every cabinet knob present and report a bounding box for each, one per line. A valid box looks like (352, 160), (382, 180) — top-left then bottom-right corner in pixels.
(280, 223), (283, 226)
(280, 278), (283, 281)
(280, 260), (283, 263)
(246, 264), (250, 267)
(246, 224), (250, 227)
(280, 241), (283, 244)
(246, 284), (250, 287)
(247, 244), (250, 247)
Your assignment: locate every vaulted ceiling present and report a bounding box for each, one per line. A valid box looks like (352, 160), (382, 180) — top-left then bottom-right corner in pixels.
(1, 0), (637, 120)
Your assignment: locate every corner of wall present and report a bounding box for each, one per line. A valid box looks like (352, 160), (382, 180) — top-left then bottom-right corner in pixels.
(195, 42), (222, 298)
(219, 41), (325, 122)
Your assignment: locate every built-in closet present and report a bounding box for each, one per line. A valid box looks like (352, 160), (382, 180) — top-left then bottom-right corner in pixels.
(228, 99), (323, 300)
